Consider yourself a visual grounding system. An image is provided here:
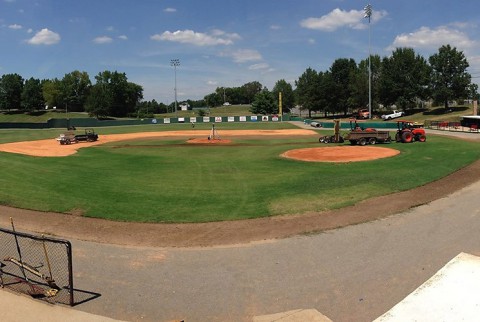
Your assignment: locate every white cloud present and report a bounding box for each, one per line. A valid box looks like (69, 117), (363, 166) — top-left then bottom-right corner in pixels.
(27, 28), (60, 45)
(222, 49), (262, 63)
(270, 25), (281, 30)
(248, 63), (269, 70)
(388, 26), (476, 51)
(118, 35), (128, 40)
(164, 7), (176, 13)
(8, 24), (22, 30)
(151, 29), (238, 46)
(27, 28), (32, 33)
(93, 36), (113, 44)
(300, 8), (387, 32)
(207, 80), (218, 86)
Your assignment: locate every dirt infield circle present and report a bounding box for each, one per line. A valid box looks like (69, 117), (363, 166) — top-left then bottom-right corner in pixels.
(282, 146), (400, 162)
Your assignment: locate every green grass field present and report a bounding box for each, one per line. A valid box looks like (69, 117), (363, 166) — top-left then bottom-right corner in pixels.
(0, 122), (479, 223)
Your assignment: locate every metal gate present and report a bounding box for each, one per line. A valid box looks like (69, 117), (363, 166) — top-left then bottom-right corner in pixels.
(0, 226), (74, 306)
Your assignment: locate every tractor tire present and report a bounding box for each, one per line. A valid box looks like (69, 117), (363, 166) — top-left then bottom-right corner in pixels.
(358, 138), (367, 146)
(418, 135), (426, 142)
(368, 138), (377, 145)
(401, 131), (413, 143)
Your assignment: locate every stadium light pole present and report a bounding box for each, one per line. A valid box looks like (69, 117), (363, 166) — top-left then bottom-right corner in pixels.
(364, 4), (372, 119)
(170, 59), (180, 118)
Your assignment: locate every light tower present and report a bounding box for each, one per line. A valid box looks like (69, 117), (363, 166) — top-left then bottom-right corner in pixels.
(170, 59), (180, 118)
(364, 4), (372, 119)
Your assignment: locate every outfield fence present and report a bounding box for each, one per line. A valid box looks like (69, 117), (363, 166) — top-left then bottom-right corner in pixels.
(0, 114), (292, 129)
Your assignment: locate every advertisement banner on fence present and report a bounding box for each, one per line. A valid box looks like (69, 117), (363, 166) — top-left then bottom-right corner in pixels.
(203, 117), (210, 123)
(239, 116), (247, 122)
(251, 116), (258, 122)
(272, 115), (279, 122)
(262, 116), (269, 121)
(215, 116), (222, 123)
(178, 117), (185, 123)
(190, 117), (196, 123)
(164, 118), (170, 124)
(228, 117), (235, 122)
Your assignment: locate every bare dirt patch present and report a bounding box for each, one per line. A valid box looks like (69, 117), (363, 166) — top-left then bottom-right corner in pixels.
(282, 146), (400, 162)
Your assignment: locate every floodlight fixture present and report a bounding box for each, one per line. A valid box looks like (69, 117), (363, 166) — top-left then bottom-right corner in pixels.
(170, 59), (180, 117)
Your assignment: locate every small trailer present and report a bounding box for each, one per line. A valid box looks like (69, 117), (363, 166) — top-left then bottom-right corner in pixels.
(56, 131), (77, 145)
(344, 130), (391, 145)
(342, 119), (392, 145)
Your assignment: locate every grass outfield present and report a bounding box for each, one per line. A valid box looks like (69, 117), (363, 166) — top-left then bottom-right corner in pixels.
(0, 124), (479, 223)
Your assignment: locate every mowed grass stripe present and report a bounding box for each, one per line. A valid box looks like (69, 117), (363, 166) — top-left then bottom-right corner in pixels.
(0, 129), (478, 222)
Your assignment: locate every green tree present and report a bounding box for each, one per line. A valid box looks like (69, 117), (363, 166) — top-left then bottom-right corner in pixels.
(21, 77), (44, 112)
(125, 82), (144, 116)
(272, 79), (294, 114)
(61, 70), (91, 112)
(295, 67), (320, 118)
(0, 73), (24, 110)
(250, 88), (276, 115)
(351, 55), (381, 113)
(429, 45), (472, 109)
(378, 47), (430, 110)
(329, 58), (358, 116)
(241, 81), (263, 104)
(89, 70), (143, 117)
(318, 71), (335, 117)
(42, 78), (62, 109)
(204, 92), (222, 107)
(85, 83), (111, 118)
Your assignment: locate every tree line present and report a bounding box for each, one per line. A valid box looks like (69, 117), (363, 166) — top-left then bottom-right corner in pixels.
(241, 44), (478, 118)
(0, 44), (477, 119)
(0, 70), (146, 118)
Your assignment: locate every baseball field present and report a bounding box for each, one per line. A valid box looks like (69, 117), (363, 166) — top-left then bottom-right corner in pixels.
(0, 122), (479, 225)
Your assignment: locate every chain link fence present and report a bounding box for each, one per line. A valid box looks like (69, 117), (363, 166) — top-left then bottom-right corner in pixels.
(0, 226), (74, 306)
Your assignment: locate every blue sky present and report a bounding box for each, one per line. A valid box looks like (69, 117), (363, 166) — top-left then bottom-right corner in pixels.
(1, 0), (479, 103)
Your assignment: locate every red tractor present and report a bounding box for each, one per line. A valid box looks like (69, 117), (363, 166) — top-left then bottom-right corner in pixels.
(395, 120), (426, 143)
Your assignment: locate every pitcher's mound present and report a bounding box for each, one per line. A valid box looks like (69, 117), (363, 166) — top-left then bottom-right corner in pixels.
(187, 138), (232, 144)
(282, 146), (400, 162)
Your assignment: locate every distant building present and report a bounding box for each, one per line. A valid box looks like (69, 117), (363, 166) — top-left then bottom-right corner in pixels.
(179, 102), (190, 111)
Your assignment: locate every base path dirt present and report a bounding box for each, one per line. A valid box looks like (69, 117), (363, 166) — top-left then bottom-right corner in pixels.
(0, 129), (315, 157)
(0, 128), (479, 247)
